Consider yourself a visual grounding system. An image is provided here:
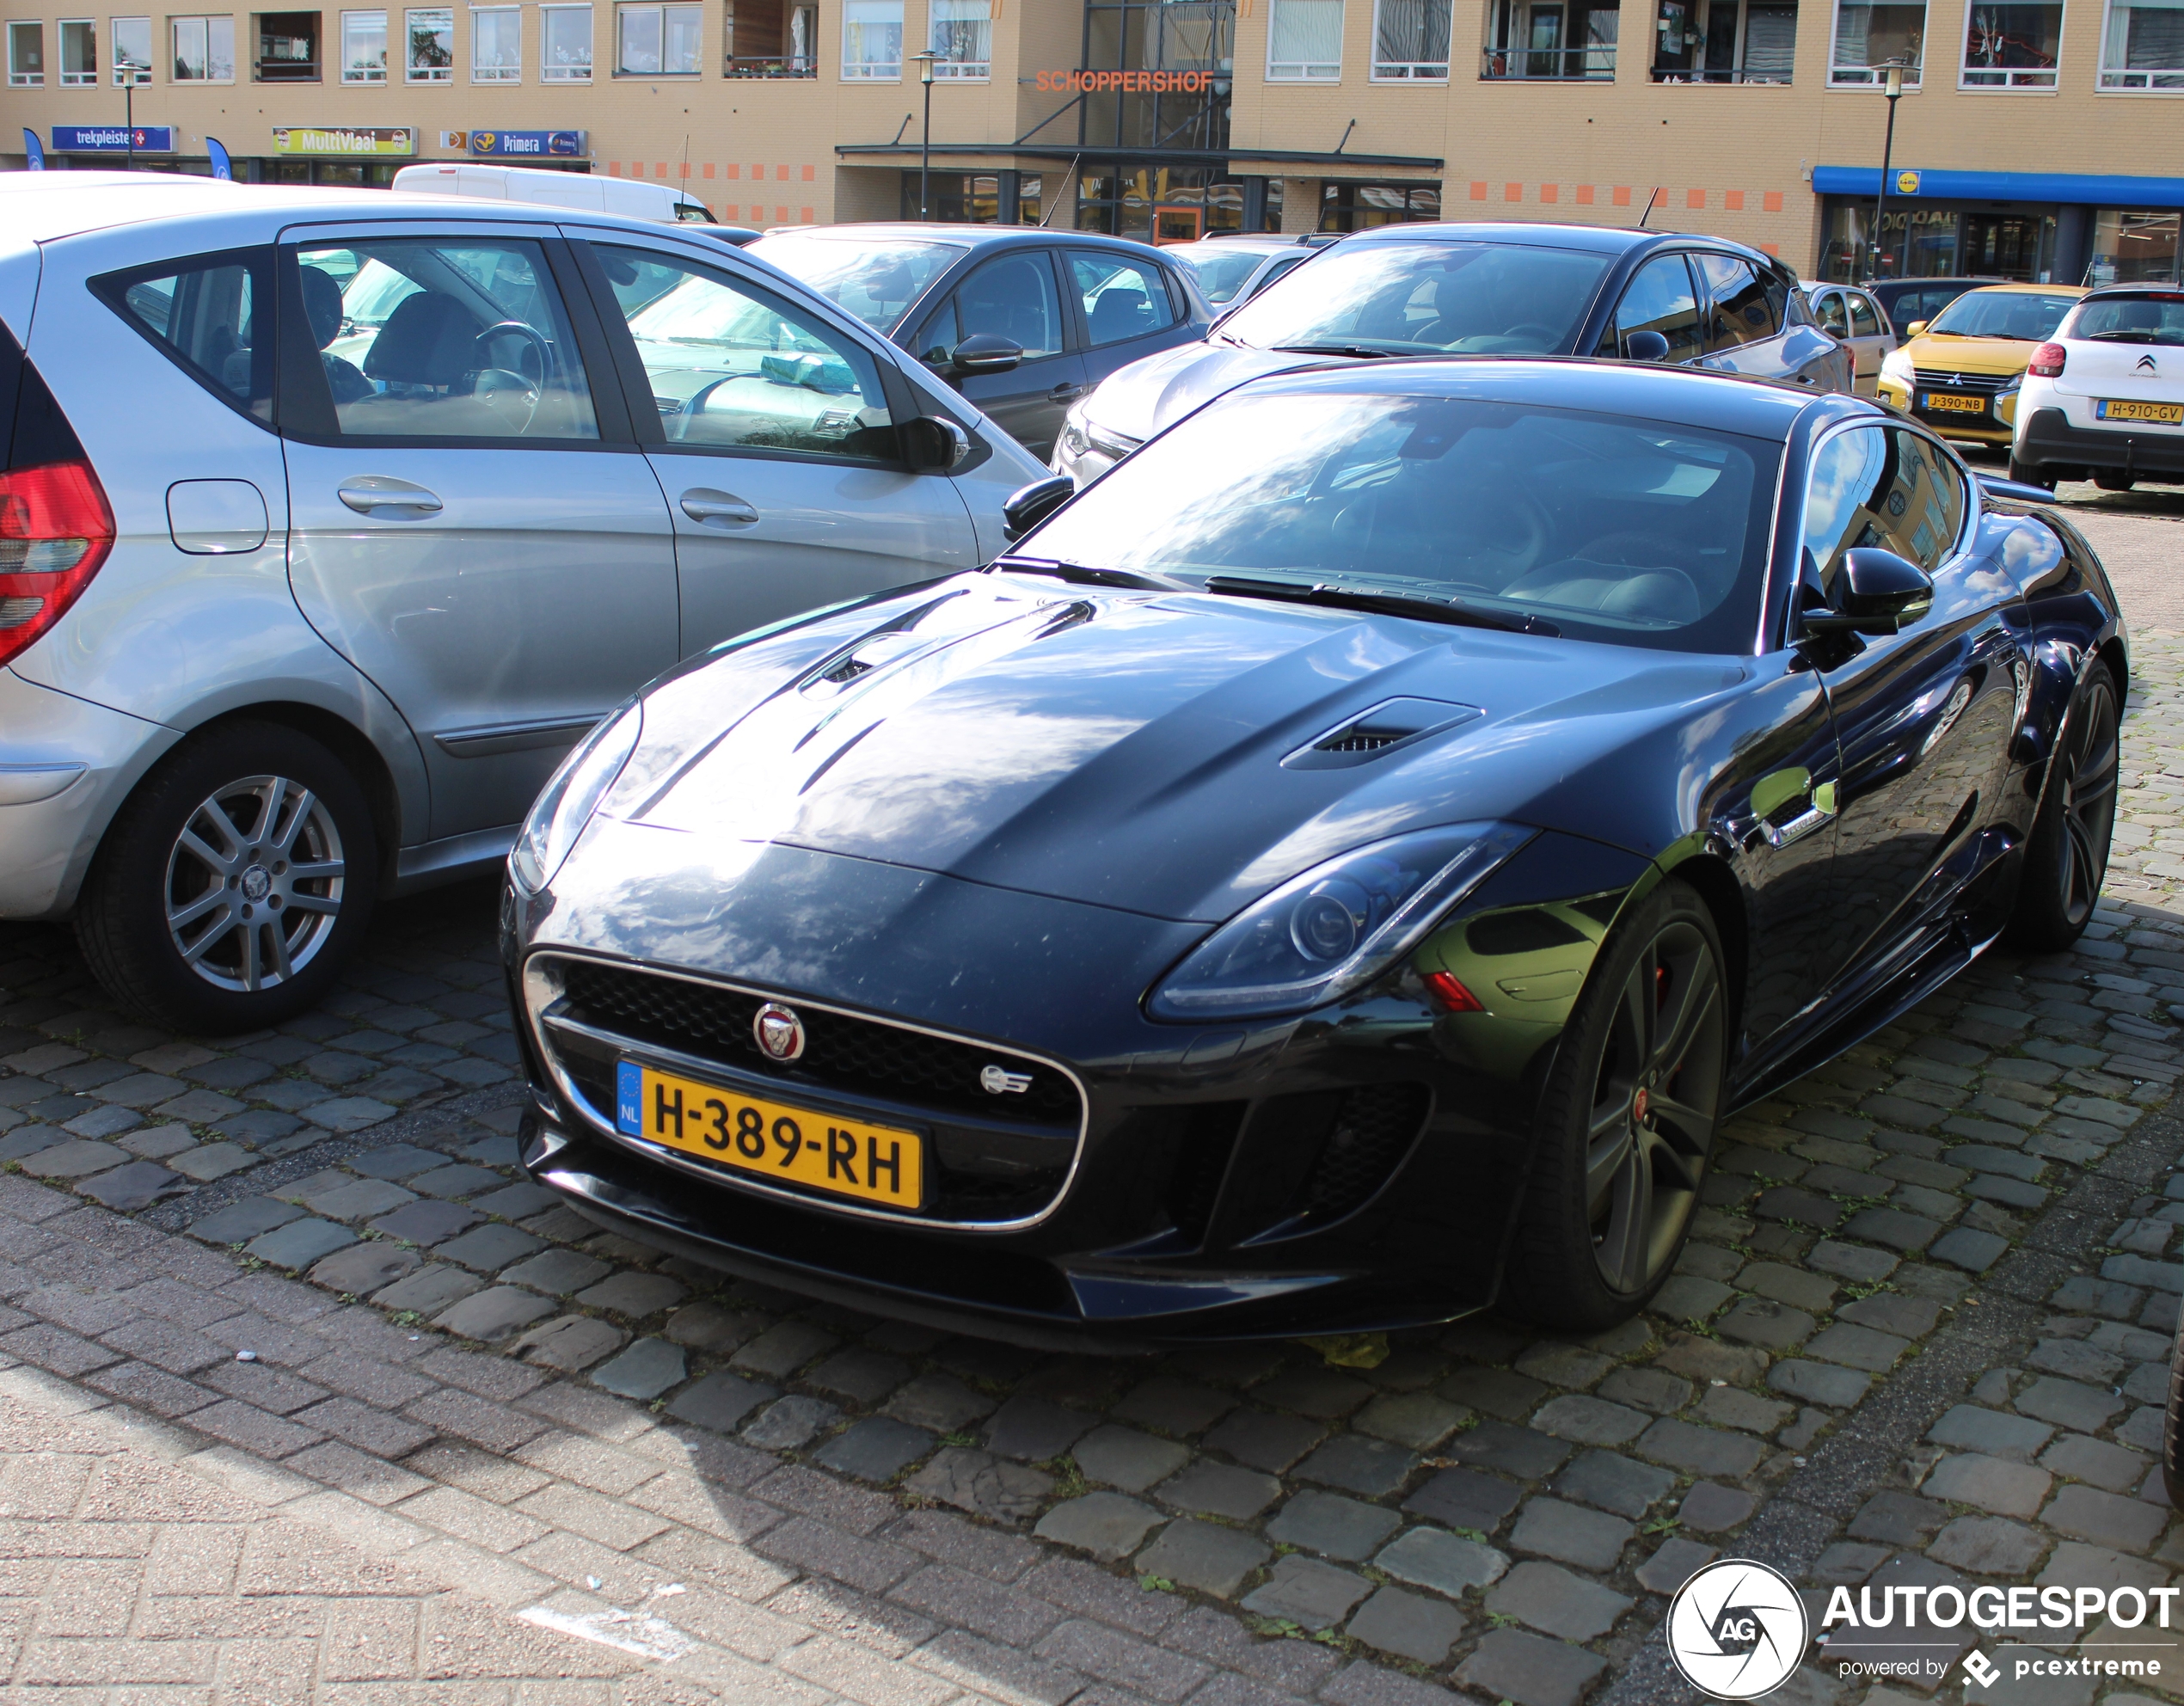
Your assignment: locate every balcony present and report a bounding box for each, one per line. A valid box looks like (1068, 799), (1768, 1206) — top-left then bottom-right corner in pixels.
(1481, 43), (1614, 76)
(724, 52), (815, 73)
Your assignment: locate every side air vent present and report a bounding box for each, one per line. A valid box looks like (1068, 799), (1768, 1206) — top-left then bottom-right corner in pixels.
(1282, 697), (1482, 771)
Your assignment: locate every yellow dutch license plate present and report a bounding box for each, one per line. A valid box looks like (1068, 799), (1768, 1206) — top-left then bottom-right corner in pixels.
(2096, 398), (2184, 425)
(1921, 391), (1987, 414)
(616, 1061), (923, 1209)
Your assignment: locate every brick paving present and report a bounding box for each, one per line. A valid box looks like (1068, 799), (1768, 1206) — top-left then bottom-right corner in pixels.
(2, 497), (2182, 1704)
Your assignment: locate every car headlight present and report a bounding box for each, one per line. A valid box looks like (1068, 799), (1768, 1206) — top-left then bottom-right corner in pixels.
(508, 703), (642, 894)
(1880, 347), (1916, 389)
(1057, 399), (1141, 470)
(1148, 822), (1535, 1020)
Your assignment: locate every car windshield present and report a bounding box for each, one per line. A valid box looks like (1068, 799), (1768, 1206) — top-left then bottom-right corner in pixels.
(1023, 387), (1780, 654)
(748, 234), (966, 333)
(1215, 240), (1615, 356)
(2069, 293), (2184, 345)
(1926, 291), (2079, 341)
(1175, 246), (1272, 304)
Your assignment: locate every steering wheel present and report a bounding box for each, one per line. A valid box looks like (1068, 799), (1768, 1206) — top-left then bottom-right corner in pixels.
(1575, 531), (1688, 569)
(468, 321), (550, 431)
(1461, 484), (1549, 577)
(1500, 322), (1559, 349)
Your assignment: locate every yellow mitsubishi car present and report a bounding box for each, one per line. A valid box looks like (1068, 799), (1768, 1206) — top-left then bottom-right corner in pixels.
(1876, 281), (2086, 446)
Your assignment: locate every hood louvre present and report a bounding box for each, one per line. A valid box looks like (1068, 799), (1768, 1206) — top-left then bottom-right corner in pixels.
(1283, 697), (1482, 771)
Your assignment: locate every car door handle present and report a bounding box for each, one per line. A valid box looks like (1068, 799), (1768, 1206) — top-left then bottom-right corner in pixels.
(1760, 780), (1839, 848)
(339, 477), (442, 514)
(680, 490), (759, 526)
(1049, 384), (1087, 402)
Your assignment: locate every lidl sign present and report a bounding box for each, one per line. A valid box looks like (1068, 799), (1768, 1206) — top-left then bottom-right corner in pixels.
(1897, 169), (1922, 194)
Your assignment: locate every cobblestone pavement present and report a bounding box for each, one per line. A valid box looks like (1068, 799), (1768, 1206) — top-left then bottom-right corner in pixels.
(2, 506), (2183, 1705)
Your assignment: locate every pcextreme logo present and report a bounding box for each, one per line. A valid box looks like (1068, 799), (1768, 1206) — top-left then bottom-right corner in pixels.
(1667, 1559), (1810, 1699)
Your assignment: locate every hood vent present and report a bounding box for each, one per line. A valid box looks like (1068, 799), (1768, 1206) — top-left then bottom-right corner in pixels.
(1283, 697), (1482, 771)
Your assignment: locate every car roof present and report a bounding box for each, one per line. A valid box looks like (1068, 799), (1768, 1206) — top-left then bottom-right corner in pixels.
(766, 223), (1165, 259)
(1953, 281), (2088, 297)
(1872, 276), (2003, 291)
(1341, 220), (1794, 274)
(1226, 354), (1822, 442)
(2077, 281), (2184, 299)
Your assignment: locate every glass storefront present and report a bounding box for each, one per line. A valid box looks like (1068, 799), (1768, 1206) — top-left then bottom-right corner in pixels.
(1320, 181), (1442, 229)
(898, 171), (1045, 224)
(1077, 166), (1250, 240)
(2089, 210), (2182, 283)
(1819, 199), (2057, 281)
(1080, 0), (1234, 150)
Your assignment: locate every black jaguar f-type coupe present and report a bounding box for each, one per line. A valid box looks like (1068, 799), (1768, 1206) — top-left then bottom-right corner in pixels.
(502, 358), (2125, 1344)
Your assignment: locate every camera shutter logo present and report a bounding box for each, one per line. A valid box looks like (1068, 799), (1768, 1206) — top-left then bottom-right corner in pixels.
(1667, 1559), (1810, 1699)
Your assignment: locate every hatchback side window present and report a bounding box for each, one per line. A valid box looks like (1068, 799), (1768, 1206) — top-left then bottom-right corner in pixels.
(1696, 253), (1776, 352)
(1849, 292), (1883, 339)
(919, 252), (1064, 366)
(1599, 254), (1702, 362)
(95, 246), (274, 426)
(592, 242), (899, 462)
(1813, 291), (1848, 336)
(289, 236), (598, 441)
(1071, 253), (1178, 347)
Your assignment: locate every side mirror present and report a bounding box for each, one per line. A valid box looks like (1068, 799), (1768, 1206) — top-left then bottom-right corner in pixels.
(1002, 474), (1074, 542)
(1623, 329), (1672, 363)
(900, 415), (970, 473)
(952, 334), (1023, 377)
(1803, 548), (1935, 635)
(1904, 319), (1929, 337)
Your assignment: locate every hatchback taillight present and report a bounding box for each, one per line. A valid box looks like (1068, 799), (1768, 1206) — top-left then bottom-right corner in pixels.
(0, 459), (115, 667)
(2028, 342), (2067, 378)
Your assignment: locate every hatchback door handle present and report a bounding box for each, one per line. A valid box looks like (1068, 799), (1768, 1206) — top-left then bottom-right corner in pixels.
(338, 477), (442, 514)
(1050, 384), (1087, 402)
(680, 489), (759, 526)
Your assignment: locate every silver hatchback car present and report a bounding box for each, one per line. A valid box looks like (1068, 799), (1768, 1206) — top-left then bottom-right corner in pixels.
(0, 173), (1046, 1032)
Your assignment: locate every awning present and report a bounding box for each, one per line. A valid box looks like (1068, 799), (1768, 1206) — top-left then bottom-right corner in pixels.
(837, 143), (1444, 172)
(1814, 165), (2184, 209)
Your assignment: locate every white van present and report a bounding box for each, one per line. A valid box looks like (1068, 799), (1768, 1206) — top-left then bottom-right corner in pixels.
(391, 161), (717, 224)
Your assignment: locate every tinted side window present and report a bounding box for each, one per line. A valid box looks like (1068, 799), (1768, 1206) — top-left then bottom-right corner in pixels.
(291, 236), (598, 441)
(1849, 292), (1882, 338)
(1696, 253), (1776, 351)
(931, 252), (1065, 362)
(1802, 426), (1966, 601)
(1071, 253), (1178, 347)
(1601, 254), (1702, 361)
(594, 243), (898, 463)
(96, 246), (275, 426)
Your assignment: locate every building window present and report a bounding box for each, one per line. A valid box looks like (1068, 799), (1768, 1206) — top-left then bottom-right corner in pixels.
(1320, 182), (1440, 228)
(1651, 0), (1795, 79)
(1373, 0), (1449, 74)
(471, 3), (518, 76)
(255, 9), (320, 76)
(1484, 0), (1615, 74)
(113, 14), (153, 78)
(405, 5), (451, 74)
(58, 16), (95, 77)
(724, 0), (813, 71)
(2090, 210), (2181, 278)
(8, 19), (42, 82)
(172, 13), (236, 75)
(929, 0), (986, 73)
(340, 8), (384, 75)
(1961, 0), (2060, 83)
(2100, 0), (2184, 84)
(541, 3), (591, 76)
(1829, 0), (1922, 81)
(1267, 0), (1341, 75)
(841, 0), (897, 75)
(617, 1), (698, 69)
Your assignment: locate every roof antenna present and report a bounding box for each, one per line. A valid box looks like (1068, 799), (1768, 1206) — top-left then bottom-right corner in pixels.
(1333, 119), (1357, 155)
(1637, 186), (1661, 229)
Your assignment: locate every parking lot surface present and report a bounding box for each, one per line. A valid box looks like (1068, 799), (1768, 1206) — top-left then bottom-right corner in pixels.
(3, 495), (2183, 1706)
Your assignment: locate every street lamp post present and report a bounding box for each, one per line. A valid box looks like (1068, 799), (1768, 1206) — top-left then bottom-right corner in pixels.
(1868, 57), (1908, 283)
(914, 49), (939, 220)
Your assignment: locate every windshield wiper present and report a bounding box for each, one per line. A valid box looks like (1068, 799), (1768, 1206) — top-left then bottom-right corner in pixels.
(991, 555), (1184, 591)
(2089, 331), (2169, 344)
(1272, 343), (1408, 359)
(1200, 575), (1555, 635)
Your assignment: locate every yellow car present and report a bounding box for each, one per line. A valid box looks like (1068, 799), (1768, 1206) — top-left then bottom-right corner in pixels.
(1876, 282), (2087, 446)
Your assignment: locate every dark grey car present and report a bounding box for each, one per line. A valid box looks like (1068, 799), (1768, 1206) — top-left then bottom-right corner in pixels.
(751, 225), (1213, 456)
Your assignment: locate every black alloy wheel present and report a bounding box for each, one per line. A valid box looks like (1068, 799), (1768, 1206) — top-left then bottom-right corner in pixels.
(2009, 667), (2120, 954)
(1507, 879), (1728, 1331)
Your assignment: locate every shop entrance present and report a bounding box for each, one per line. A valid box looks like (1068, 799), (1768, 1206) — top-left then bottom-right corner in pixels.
(1154, 206), (1203, 244)
(1962, 212), (2052, 278)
